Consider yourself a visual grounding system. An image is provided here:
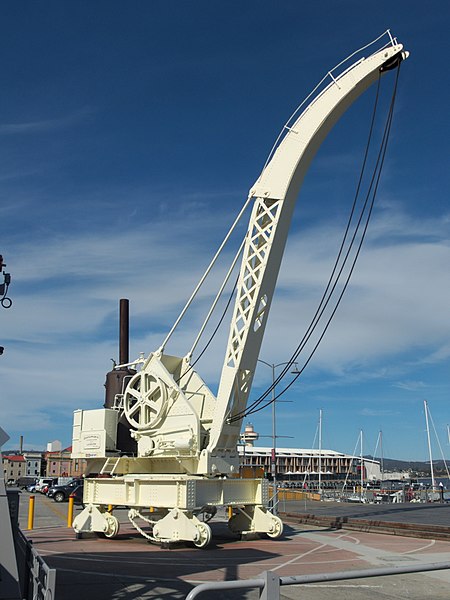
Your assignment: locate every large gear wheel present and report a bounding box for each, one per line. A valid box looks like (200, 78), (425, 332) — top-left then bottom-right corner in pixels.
(123, 371), (168, 430)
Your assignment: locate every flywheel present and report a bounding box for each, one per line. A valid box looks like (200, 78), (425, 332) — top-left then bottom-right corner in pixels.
(123, 371), (168, 430)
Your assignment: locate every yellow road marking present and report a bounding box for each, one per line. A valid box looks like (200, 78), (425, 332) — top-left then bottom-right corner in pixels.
(41, 493), (68, 522)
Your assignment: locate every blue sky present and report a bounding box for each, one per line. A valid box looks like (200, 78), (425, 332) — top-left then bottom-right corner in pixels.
(1, 2), (449, 461)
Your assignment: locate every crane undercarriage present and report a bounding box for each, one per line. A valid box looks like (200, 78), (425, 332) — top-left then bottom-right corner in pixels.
(73, 472), (282, 547)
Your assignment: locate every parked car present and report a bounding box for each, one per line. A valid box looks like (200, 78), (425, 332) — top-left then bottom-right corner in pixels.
(48, 478), (83, 502)
(34, 478), (56, 493)
(69, 484), (84, 507)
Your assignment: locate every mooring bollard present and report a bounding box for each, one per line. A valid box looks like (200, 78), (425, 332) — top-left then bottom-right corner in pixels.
(228, 506), (233, 519)
(67, 496), (74, 527)
(27, 495), (35, 530)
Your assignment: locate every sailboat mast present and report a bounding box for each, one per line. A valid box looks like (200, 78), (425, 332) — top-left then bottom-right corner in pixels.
(318, 409), (322, 495)
(380, 430), (384, 482)
(424, 400), (436, 490)
(360, 429), (364, 498)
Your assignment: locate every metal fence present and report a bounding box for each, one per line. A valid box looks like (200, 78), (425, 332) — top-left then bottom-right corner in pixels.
(5, 485), (57, 600)
(274, 486), (444, 506)
(185, 561), (450, 600)
(14, 526), (57, 600)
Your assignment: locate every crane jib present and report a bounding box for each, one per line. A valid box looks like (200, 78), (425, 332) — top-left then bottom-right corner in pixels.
(208, 42), (408, 457)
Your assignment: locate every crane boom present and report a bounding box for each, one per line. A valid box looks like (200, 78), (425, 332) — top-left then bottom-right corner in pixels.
(208, 41), (408, 456)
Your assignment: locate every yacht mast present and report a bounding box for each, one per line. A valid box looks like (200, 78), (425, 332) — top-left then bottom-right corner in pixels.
(360, 429), (364, 499)
(424, 400), (436, 490)
(318, 409), (323, 495)
(379, 430), (384, 482)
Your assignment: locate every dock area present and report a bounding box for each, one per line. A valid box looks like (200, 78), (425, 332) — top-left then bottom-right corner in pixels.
(280, 499), (450, 540)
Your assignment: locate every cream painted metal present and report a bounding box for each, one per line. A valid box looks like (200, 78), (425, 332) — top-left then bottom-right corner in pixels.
(72, 32), (408, 546)
(74, 474), (272, 546)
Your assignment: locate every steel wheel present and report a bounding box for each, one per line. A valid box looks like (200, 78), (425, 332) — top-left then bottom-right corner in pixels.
(104, 514), (120, 539)
(193, 522), (212, 548)
(266, 515), (283, 539)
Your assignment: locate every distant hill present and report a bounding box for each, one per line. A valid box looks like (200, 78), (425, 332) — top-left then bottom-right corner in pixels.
(365, 455), (449, 475)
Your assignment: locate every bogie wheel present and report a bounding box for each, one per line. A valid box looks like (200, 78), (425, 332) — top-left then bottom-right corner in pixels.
(266, 515), (283, 539)
(54, 492), (65, 503)
(104, 514), (120, 539)
(193, 522), (212, 548)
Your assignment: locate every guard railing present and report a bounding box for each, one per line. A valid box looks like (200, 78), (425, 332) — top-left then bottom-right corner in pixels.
(186, 561), (450, 600)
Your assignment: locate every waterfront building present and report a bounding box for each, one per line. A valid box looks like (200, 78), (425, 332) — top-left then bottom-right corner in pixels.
(238, 445), (381, 483)
(2, 454), (26, 483)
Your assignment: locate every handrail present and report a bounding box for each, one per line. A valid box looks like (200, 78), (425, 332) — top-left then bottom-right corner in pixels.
(257, 30), (398, 178)
(186, 561), (450, 600)
(15, 527), (57, 600)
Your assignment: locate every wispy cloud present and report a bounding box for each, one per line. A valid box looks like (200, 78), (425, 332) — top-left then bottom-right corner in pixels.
(2, 196), (449, 449)
(0, 108), (94, 136)
(394, 380), (426, 392)
(358, 408), (400, 417)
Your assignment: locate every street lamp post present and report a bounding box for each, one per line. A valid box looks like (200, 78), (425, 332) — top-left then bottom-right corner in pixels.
(257, 359), (297, 515)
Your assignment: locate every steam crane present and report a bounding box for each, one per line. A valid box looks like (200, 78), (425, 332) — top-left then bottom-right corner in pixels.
(72, 32), (408, 547)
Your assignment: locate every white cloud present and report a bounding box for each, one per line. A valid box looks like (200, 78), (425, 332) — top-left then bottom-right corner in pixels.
(394, 380), (426, 392)
(0, 108), (94, 136)
(1, 193), (449, 450)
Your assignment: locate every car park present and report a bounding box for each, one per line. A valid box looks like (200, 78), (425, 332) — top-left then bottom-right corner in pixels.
(48, 478), (83, 502)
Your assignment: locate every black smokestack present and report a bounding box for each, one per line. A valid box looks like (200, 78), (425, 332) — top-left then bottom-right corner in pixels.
(119, 298), (129, 365)
(104, 298), (137, 454)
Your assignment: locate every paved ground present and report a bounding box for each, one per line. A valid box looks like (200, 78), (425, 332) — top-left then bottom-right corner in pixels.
(18, 492), (450, 600)
(280, 499), (450, 527)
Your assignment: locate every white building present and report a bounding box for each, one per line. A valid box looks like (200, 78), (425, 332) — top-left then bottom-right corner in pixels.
(46, 440), (62, 452)
(238, 445), (381, 482)
(23, 452), (43, 478)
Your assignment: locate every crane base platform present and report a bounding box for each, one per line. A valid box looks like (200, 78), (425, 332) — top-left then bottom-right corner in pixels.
(72, 474), (283, 547)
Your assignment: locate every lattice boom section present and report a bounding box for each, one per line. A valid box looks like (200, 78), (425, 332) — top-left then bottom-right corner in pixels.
(226, 197), (281, 367)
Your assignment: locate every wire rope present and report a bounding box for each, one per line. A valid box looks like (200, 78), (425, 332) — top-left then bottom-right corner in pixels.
(229, 62), (401, 424)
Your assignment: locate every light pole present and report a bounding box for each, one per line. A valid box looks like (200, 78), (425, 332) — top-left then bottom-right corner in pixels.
(257, 359), (297, 515)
